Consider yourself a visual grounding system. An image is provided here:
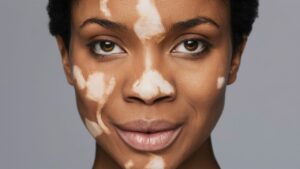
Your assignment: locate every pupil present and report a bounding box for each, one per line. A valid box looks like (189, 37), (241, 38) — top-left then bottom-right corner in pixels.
(100, 41), (114, 52)
(184, 40), (198, 51)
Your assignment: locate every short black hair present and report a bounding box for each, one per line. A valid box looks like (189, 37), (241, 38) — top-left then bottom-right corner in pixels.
(47, 0), (258, 51)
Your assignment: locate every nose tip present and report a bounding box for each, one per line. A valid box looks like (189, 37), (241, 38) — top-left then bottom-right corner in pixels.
(124, 70), (175, 105)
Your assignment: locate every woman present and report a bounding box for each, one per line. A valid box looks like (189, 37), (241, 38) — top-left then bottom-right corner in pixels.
(47, 0), (258, 168)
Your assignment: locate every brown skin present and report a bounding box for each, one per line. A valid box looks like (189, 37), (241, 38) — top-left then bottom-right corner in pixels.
(55, 0), (247, 168)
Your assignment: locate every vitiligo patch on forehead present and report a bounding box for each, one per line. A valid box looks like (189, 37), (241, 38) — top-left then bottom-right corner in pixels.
(217, 76), (226, 89)
(85, 118), (103, 137)
(134, 0), (165, 40)
(133, 70), (174, 101)
(99, 0), (111, 17)
(124, 160), (134, 169)
(144, 155), (165, 169)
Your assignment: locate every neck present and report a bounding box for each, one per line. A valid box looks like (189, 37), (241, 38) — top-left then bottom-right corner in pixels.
(93, 137), (220, 169)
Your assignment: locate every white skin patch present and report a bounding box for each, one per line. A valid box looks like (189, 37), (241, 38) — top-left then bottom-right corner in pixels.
(99, 0), (111, 17)
(144, 155), (165, 169)
(86, 73), (106, 101)
(124, 160), (134, 169)
(133, 0), (174, 101)
(73, 65), (116, 136)
(133, 70), (174, 101)
(217, 76), (226, 89)
(73, 65), (86, 90)
(134, 0), (165, 40)
(85, 118), (103, 138)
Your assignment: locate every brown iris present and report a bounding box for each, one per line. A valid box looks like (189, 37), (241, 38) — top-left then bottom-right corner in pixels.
(100, 41), (115, 52)
(184, 40), (199, 51)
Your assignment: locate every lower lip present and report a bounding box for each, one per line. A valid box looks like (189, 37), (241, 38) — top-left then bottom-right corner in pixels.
(116, 127), (182, 152)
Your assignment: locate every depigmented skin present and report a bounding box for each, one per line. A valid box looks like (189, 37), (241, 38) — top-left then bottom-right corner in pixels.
(55, 0), (247, 168)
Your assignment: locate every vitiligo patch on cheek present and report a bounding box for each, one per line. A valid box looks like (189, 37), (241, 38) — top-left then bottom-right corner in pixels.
(86, 73), (106, 102)
(73, 65), (86, 90)
(144, 155), (165, 169)
(134, 0), (165, 40)
(217, 76), (226, 89)
(99, 0), (111, 17)
(133, 70), (174, 101)
(85, 118), (103, 138)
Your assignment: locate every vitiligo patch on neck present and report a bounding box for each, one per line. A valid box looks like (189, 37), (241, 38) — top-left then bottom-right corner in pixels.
(133, 70), (174, 101)
(144, 155), (165, 169)
(99, 0), (111, 17)
(134, 0), (165, 40)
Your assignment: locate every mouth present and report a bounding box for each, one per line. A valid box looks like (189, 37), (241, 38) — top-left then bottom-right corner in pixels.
(115, 120), (182, 152)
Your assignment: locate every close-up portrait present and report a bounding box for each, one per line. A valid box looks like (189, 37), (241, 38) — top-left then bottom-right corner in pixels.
(0, 0), (299, 169)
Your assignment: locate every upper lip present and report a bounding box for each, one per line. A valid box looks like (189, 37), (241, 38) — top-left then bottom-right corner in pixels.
(115, 120), (182, 133)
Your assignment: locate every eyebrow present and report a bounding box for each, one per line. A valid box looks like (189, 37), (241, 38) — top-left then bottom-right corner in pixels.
(80, 17), (128, 31)
(79, 16), (220, 34)
(171, 16), (220, 31)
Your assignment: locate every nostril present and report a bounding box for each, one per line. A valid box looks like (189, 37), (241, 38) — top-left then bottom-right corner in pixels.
(125, 95), (175, 105)
(153, 95), (174, 104)
(126, 96), (146, 104)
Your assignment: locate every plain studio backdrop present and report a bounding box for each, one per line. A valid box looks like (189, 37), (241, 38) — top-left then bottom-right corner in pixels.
(0, 0), (299, 169)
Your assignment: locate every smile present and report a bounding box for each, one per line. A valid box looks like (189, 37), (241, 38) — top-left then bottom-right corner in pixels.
(115, 120), (183, 152)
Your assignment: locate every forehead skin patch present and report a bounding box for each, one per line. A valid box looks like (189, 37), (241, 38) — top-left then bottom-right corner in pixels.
(85, 118), (103, 138)
(99, 0), (111, 17)
(144, 155), (165, 169)
(73, 65), (86, 90)
(124, 160), (134, 169)
(134, 0), (165, 40)
(133, 70), (174, 101)
(217, 76), (226, 89)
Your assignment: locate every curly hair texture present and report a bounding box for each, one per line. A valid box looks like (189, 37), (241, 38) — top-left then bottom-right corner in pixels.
(47, 0), (258, 51)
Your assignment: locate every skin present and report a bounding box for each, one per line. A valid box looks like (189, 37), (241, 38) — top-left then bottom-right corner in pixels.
(55, 0), (247, 168)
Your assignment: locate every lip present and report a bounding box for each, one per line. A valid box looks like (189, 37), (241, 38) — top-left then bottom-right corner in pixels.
(115, 120), (182, 152)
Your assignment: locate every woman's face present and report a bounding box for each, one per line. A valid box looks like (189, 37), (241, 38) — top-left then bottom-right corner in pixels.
(57, 0), (243, 168)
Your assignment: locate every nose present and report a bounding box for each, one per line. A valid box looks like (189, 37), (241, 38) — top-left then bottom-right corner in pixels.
(123, 70), (176, 105)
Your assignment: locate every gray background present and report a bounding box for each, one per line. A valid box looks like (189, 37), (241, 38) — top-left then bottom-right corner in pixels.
(0, 0), (299, 169)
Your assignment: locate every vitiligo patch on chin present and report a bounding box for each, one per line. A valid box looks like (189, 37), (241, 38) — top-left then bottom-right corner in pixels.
(217, 76), (225, 89)
(133, 70), (174, 101)
(85, 118), (103, 138)
(144, 155), (165, 169)
(99, 0), (111, 17)
(134, 0), (165, 40)
(124, 160), (134, 169)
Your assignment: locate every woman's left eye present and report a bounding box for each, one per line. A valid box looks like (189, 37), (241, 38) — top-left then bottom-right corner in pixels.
(172, 39), (208, 55)
(89, 40), (125, 56)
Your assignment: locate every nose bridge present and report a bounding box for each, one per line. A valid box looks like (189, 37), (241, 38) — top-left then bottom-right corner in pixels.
(123, 47), (175, 105)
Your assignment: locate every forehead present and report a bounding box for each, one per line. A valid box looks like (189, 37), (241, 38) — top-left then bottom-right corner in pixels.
(71, 0), (230, 29)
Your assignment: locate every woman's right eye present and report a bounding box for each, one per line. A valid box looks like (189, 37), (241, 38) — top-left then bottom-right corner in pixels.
(89, 40), (125, 56)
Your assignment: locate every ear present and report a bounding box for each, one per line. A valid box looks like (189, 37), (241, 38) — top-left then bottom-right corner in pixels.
(55, 36), (74, 85)
(227, 37), (248, 85)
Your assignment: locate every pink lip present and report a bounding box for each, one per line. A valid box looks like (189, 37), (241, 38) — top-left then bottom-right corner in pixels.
(115, 120), (182, 152)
